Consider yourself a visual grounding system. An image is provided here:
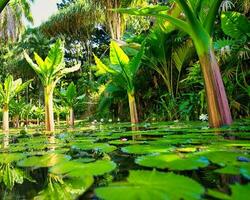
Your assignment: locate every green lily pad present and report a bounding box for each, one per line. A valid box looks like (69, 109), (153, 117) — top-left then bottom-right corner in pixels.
(95, 170), (204, 200)
(17, 153), (70, 168)
(72, 143), (117, 153)
(50, 160), (116, 177)
(121, 144), (172, 154)
(136, 153), (209, 170)
(0, 153), (26, 164)
(202, 151), (250, 166)
(229, 183), (250, 200)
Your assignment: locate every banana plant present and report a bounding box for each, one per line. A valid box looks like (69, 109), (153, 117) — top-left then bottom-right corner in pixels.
(118, 0), (233, 127)
(56, 82), (85, 127)
(0, 75), (32, 132)
(24, 39), (80, 132)
(93, 41), (144, 124)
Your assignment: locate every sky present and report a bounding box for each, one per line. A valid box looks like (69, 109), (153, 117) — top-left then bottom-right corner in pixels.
(29, 0), (60, 27)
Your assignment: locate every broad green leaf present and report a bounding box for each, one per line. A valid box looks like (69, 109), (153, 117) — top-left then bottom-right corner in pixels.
(0, 153), (26, 164)
(34, 175), (93, 200)
(221, 12), (250, 39)
(96, 170), (204, 200)
(136, 153), (209, 170)
(50, 160), (116, 177)
(17, 153), (70, 168)
(110, 41), (129, 66)
(229, 183), (250, 200)
(72, 143), (117, 153)
(121, 144), (172, 154)
(93, 54), (116, 75)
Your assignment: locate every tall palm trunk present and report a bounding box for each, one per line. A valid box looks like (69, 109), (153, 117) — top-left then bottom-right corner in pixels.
(44, 85), (54, 132)
(2, 104), (9, 132)
(128, 91), (138, 124)
(194, 36), (232, 128)
(69, 107), (74, 127)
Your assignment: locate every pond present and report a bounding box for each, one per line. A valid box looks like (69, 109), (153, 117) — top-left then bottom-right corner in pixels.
(0, 120), (250, 200)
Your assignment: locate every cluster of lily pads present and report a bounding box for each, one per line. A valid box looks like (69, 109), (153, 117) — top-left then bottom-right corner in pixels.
(0, 120), (250, 199)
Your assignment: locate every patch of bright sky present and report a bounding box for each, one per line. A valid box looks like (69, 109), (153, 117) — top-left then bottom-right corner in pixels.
(27, 0), (61, 27)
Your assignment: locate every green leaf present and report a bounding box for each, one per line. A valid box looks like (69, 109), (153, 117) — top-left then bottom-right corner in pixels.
(34, 175), (93, 200)
(110, 41), (129, 66)
(202, 151), (250, 166)
(0, 153), (26, 164)
(96, 170), (204, 200)
(72, 143), (117, 153)
(221, 12), (250, 39)
(50, 160), (116, 177)
(93, 54), (116, 76)
(136, 153), (209, 170)
(229, 183), (250, 200)
(121, 144), (172, 154)
(17, 153), (70, 168)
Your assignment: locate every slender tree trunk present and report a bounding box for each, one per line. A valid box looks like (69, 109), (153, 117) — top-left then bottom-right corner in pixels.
(44, 85), (54, 132)
(128, 91), (139, 124)
(2, 104), (9, 132)
(69, 107), (74, 127)
(195, 37), (232, 127)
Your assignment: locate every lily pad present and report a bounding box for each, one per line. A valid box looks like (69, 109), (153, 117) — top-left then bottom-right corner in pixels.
(121, 144), (172, 154)
(229, 183), (250, 200)
(0, 153), (26, 164)
(72, 143), (117, 153)
(50, 160), (116, 177)
(136, 153), (209, 170)
(95, 170), (204, 200)
(17, 153), (70, 168)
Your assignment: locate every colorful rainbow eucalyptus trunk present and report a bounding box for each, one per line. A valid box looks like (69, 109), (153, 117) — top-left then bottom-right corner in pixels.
(128, 91), (138, 124)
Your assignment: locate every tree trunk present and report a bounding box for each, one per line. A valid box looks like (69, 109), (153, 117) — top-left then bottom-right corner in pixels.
(128, 92), (139, 124)
(195, 37), (232, 127)
(44, 85), (54, 132)
(69, 107), (74, 127)
(2, 104), (9, 132)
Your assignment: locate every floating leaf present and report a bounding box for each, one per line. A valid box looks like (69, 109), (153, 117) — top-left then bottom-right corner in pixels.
(229, 183), (250, 200)
(136, 153), (209, 170)
(50, 160), (116, 177)
(121, 144), (172, 154)
(17, 153), (70, 168)
(96, 170), (204, 200)
(0, 153), (26, 164)
(72, 143), (117, 153)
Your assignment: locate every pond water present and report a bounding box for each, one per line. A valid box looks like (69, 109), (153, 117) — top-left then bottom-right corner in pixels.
(0, 120), (250, 200)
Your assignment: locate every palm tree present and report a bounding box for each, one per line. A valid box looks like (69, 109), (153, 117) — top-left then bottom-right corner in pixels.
(119, 0), (233, 127)
(0, 0), (34, 42)
(56, 82), (85, 127)
(24, 39), (80, 132)
(0, 75), (32, 132)
(93, 41), (144, 124)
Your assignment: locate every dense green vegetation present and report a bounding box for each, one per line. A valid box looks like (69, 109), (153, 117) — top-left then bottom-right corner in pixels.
(0, 0), (249, 199)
